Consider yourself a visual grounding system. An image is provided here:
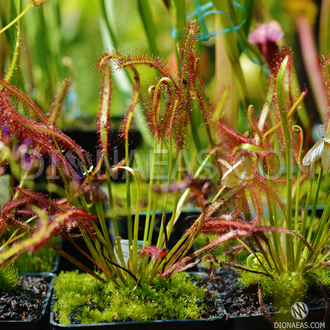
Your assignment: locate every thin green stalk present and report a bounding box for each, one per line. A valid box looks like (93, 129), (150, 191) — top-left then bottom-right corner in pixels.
(147, 141), (165, 246)
(165, 151), (184, 241)
(0, 1), (31, 35)
(293, 125), (303, 265)
(311, 179), (330, 251)
(104, 157), (119, 240)
(125, 129), (132, 249)
(306, 168), (323, 245)
(94, 198), (112, 249)
(296, 179), (314, 270)
(143, 137), (158, 247)
(276, 55), (294, 269)
(116, 166), (141, 275)
(4, 1), (21, 83)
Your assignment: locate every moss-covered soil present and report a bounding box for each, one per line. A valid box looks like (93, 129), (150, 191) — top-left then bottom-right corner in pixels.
(53, 271), (220, 325)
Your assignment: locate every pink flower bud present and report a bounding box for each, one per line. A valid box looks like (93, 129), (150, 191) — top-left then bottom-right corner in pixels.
(249, 21), (284, 67)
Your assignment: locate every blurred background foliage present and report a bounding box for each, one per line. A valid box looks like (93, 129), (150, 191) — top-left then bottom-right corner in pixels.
(0, 0), (326, 134)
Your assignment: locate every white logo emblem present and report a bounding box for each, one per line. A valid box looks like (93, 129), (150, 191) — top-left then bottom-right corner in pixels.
(290, 302), (309, 320)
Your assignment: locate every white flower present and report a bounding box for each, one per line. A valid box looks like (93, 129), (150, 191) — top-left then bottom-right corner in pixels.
(302, 125), (330, 174)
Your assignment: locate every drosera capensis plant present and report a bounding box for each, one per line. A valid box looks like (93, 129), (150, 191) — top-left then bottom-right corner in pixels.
(0, 21), (223, 290)
(171, 50), (330, 307)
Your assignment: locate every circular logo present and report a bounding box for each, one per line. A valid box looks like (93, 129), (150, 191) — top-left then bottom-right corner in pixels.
(290, 302), (309, 320)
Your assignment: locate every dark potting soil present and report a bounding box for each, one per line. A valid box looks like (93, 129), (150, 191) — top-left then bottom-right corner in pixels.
(0, 275), (51, 321)
(199, 266), (330, 317)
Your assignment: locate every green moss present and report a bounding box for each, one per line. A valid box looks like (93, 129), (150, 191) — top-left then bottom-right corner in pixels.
(0, 265), (18, 294)
(237, 268), (330, 308)
(53, 271), (207, 325)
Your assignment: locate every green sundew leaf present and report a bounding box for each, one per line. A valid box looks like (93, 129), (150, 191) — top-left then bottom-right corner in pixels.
(233, 143), (264, 154)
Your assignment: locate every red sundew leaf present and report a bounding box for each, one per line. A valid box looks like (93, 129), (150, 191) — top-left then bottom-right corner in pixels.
(169, 22), (201, 151)
(216, 119), (252, 156)
(45, 208), (98, 241)
(1, 198), (34, 232)
(112, 50), (178, 85)
(120, 67), (140, 142)
(97, 56), (112, 156)
(0, 77), (49, 124)
(139, 246), (167, 259)
(253, 174), (286, 215)
(0, 90), (88, 165)
(15, 188), (65, 212)
(1, 188), (69, 234)
(320, 56), (330, 129)
(255, 225), (315, 253)
(161, 230), (249, 277)
(146, 78), (175, 139)
(26, 208), (98, 253)
(205, 184), (245, 219)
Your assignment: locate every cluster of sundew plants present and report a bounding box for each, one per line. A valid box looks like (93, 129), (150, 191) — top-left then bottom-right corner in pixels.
(0, 20), (227, 286)
(169, 51), (330, 292)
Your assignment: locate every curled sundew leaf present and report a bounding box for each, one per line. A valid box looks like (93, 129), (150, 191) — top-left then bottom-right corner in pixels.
(148, 77), (175, 139)
(0, 188), (67, 233)
(221, 156), (253, 188)
(112, 50), (178, 85)
(246, 252), (267, 271)
(302, 124), (330, 173)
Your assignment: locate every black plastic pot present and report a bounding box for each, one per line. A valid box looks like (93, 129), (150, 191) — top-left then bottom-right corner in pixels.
(50, 308), (223, 330)
(65, 129), (142, 182)
(111, 210), (201, 248)
(0, 273), (55, 330)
